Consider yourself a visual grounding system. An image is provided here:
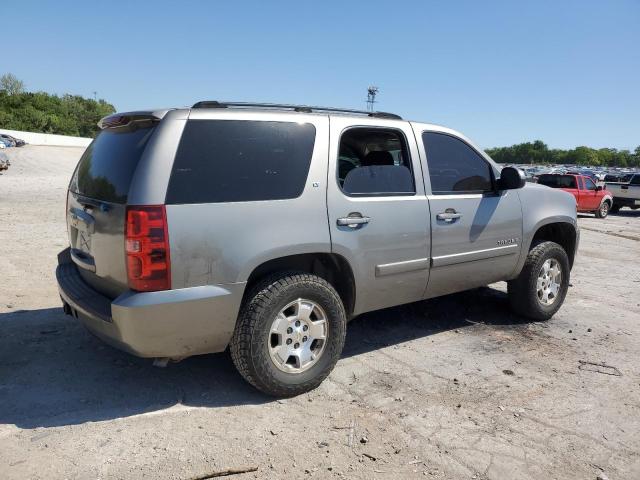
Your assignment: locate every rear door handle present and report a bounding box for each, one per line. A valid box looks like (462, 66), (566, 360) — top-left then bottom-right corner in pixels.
(436, 211), (462, 222)
(337, 213), (370, 228)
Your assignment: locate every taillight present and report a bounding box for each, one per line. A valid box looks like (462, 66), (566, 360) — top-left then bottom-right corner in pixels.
(125, 205), (171, 291)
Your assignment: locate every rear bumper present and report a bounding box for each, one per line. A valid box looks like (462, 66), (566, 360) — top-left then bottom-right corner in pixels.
(56, 249), (245, 358)
(612, 196), (640, 208)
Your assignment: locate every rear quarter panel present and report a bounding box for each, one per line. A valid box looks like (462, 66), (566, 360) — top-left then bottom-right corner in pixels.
(165, 112), (331, 288)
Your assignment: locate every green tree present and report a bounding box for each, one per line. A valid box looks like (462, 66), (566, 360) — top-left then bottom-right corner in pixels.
(485, 141), (636, 168)
(0, 73), (25, 96)
(0, 82), (115, 137)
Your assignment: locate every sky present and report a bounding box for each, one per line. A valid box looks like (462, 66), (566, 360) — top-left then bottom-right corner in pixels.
(5, 0), (639, 150)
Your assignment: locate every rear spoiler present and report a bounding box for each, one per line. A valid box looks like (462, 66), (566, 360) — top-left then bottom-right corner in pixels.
(98, 109), (173, 130)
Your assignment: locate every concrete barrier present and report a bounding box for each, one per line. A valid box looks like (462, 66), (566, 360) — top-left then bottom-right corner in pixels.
(0, 128), (92, 147)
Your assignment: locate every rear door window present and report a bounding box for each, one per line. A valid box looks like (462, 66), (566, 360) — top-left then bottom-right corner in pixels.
(70, 126), (156, 203)
(166, 120), (316, 204)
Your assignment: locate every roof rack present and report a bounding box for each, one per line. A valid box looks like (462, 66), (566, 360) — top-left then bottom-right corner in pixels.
(191, 101), (402, 120)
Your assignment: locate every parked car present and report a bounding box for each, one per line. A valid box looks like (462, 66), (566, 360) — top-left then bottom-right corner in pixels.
(0, 151), (10, 170)
(57, 102), (579, 396)
(566, 169), (599, 183)
(0, 134), (25, 147)
(605, 173), (640, 212)
(537, 173), (613, 218)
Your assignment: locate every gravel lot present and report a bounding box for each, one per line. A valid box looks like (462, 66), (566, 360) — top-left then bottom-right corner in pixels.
(1, 146), (639, 480)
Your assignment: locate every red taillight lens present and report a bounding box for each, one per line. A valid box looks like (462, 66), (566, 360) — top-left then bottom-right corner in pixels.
(125, 205), (171, 291)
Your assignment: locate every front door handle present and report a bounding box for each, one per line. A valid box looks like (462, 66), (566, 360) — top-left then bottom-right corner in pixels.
(337, 213), (370, 228)
(436, 211), (462, 222)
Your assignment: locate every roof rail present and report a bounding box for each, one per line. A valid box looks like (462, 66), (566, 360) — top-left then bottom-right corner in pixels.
(191, 101), (402, 120)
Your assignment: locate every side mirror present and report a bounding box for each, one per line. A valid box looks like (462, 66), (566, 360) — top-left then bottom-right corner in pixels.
(595, 185), (603, 191)
(497, 166), (526, 190)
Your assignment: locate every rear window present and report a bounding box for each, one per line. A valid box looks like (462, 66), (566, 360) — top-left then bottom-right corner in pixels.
(538, 174), (577, 189)
(166, 120), (316, 204)
(70, 126), (156, 203)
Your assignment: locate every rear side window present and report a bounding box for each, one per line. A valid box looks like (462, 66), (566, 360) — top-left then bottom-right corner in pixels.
(167, 120), (316, 204)
(70, 126), (156, 203)
(422, 132), (493, 194)
(538, 175), (577, 189)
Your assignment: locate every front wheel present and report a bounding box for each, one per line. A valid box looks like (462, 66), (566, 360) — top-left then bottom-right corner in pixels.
(230, 272), (346, 397)
(595, 201), (610, 218)
(508, 241), (570, 321)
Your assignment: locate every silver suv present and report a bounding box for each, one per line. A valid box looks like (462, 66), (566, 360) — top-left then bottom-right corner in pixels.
(57, 102), (579, 396)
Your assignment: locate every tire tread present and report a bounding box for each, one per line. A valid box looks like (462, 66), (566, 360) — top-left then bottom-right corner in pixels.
(508, 241), (570, 321)
(230, 272), (346, 397)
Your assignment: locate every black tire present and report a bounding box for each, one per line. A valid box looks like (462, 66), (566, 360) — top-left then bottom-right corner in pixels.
(508, 241), (570, 321)
(610, 204), (621, 214)
(230, 272), (346, 397)
(595, 201), (610, 218)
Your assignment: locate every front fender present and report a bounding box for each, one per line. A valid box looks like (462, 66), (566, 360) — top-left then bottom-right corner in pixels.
(511, 184), (578, 278)
(600, 194), (613, 207)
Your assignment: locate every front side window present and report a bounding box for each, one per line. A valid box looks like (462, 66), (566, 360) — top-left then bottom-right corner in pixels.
(338, 127), (414, 196)
(584, 177), (597, 190)
(422, 132), (493, 194)
(166, 120), (316, 204)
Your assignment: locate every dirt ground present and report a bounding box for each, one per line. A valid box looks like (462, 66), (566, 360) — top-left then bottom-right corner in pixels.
(1, 146), (639, 480)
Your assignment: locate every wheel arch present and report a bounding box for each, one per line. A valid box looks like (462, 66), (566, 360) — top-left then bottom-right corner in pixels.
(600, 195), (613, 207)
(244, 253), (356, 318)
(528, 221), (578, 269)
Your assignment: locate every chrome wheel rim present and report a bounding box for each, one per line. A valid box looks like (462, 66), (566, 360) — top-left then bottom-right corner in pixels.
(537, 259), (562, 306)
(268, 298), (328, 373)
(600, 203), (608, 216)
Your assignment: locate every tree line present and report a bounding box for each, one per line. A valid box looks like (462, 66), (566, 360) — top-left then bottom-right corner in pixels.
(0, 73), (115, 138)
(485, 140), (640, 168)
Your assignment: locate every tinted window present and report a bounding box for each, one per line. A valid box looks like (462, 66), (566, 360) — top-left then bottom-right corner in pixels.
(422, 132), (493, 194)
(70, 126), (156, 203)
(167, 120), (316, 204)
(338, 128), (414, 196)
(538, 174), (577, 188)
(584, 177), (597, 190)
(631, 175), (640, 185)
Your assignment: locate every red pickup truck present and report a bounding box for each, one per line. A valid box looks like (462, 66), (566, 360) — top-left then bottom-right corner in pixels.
(537, 174), (613, 218)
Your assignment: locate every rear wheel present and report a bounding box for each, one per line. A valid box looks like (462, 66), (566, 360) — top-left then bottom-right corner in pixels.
(230, 272), (346, 397)
(595, 201), (610, 218)
(508, 241), (570, 321)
